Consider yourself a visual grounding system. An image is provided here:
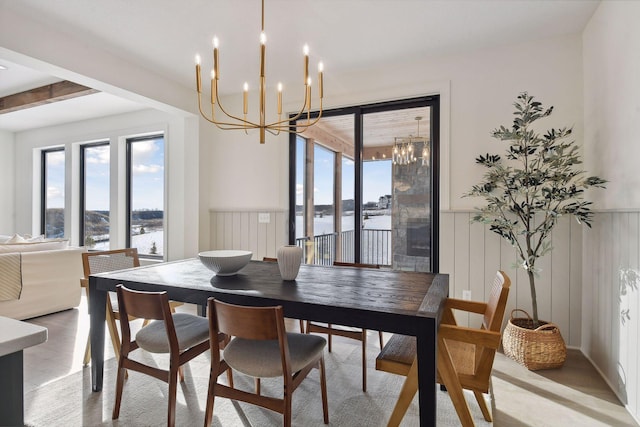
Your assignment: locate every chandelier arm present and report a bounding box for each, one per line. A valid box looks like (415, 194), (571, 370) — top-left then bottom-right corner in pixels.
(213, 90), (263, 127)
(267, 94), (323, 129)
(282, 105), (323, 130)
(274, 86), (312, 124)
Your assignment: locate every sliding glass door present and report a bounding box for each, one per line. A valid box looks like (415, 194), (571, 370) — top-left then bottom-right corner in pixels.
(289, 96), (439, 272)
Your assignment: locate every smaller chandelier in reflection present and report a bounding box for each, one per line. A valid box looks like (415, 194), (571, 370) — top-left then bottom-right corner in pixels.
(194, 0), (324, 144)
(392, 116), (430, 166)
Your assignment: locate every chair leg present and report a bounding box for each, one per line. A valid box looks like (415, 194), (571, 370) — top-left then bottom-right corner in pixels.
(255, 377), (261, 395)
(112, 357), (127, 420)
(437, 337), (474, 427)
(361, 330), (367, 393)
(167, 365), (179, 427)
(106, 310), (121, 357)
(283, 386), (293, 427)
(319, 357), (329, 424)
(204, 366), (218, 427)
(387, 358), (418, 427)
(327, 324), (333, 352)
(227, 368), (234, 388)
(83, 334), (91, 366)
(299, 319), (305, 333)
(106, 309), (127, 379)
(474, 390), (492, 422)
(378, 330), (384, 349)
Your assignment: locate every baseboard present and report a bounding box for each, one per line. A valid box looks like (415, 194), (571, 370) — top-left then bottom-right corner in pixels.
(580, 348), (640, 426)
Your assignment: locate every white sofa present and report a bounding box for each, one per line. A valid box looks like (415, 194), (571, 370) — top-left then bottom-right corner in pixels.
(0, 247), (85, 320)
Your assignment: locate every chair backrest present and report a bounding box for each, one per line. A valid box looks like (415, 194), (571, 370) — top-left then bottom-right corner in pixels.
(116, 284), (177, 353)
(83, 248), (140, 278)
(210, 298), (285, 341)
(333, 261), (380, 269)
(208, 298), (291, 376)
(482, 270), (511, 332)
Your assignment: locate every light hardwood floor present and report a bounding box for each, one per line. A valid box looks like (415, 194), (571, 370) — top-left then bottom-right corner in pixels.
(20, 296), (639, 426)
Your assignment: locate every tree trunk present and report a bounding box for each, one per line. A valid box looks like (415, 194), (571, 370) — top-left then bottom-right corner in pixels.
(528, 269), (539, 327)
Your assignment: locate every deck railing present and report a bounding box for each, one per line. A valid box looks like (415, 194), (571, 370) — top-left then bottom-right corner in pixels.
(295, 229), (392, 266)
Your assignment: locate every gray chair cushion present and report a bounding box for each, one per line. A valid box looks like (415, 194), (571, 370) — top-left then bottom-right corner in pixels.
(224, 332), (326, 378)
(136, 313), (209, 353)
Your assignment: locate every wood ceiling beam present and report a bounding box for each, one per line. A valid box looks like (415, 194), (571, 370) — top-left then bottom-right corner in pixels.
(300, 124), (354, 158)
(0, 80), (99, 114)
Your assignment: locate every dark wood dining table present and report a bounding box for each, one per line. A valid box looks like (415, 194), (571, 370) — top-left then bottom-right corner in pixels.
(89, 259), (449, 426)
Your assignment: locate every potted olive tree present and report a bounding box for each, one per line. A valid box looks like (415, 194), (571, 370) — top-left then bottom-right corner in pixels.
(466, 92), (606, 369)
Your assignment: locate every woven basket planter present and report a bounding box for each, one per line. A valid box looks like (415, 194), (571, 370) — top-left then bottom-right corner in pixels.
(502, 309), (567, 370)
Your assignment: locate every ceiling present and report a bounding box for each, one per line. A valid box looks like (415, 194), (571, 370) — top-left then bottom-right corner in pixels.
(0, 0), (600, 138)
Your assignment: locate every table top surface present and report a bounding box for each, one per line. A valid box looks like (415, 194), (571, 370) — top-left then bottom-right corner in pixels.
(91, 259), (448, 334)
(0, 316), (48, 357)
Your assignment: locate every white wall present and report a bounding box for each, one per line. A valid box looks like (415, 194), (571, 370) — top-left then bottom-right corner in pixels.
(13, 109), (203, 260)
(206, 34), (586, 339)
(207, 34), (584, 214)
(583, 1), (640, 422)
(0, 130), (15, 234)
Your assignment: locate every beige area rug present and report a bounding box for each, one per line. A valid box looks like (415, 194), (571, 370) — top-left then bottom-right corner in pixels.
(24, 343), (492, 427)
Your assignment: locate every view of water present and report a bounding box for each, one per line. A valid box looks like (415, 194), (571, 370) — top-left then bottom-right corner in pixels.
(296, 212), (391, 238)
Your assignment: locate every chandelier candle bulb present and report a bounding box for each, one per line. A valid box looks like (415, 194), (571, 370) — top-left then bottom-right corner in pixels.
(210, 71), (216, 105)
(243, 83), (248, 115)
(303, 44), (309, 83)
(277, 83), (282, 115)
(260, 32), (266, 77)
(318, 62), (324, 98)
(213, 37), (219, 79)
(195, 55), (202, 93)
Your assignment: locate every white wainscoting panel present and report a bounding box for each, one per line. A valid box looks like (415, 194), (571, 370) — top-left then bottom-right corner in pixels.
(209, 209), (583, 346)
(583, 211), (640, 421)
(208, 210), (288, 261)
(439, 211), (583, 347)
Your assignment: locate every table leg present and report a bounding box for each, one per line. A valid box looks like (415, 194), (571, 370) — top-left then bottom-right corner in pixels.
(0, 350), (24, 425)
(416, 317), (437, 427)
(89, 277), (107, 392)
(197, 303), (207, 317)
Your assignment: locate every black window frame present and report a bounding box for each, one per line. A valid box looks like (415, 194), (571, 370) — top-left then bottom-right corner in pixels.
(288, 95), (440, 272)
(79, 140), (110, 248)
(41, 146), (66, 237)
(126, 133), (165, 259)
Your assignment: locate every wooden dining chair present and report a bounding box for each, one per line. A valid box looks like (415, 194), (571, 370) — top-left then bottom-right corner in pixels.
(305, 261), (384, 392)
(81, 248), (183, 366)
(375, 270), (511, 427)
(112, 285), (217, 427)
(204, 297), (329, 427)
(262, 256), (305, 333)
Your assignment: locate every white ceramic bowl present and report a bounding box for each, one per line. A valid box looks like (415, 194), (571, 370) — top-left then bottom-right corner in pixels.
(198, 250), (253, 276)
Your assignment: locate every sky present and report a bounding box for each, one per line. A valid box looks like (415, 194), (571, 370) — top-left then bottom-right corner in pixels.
(296, 136), (392, 206)
(46, 137), (165, 211)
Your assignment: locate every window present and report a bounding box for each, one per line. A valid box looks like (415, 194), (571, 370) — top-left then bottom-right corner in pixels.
(312, 144), (335, 264)
(41, 148), (65, 238)
(126, 134), (165, 257)
(289, 96), (440, 272)
(80, 142), (110, 249)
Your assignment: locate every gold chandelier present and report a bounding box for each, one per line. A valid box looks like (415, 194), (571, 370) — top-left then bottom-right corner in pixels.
(392, 116), (429, 166)
(194, 0), (324, 144)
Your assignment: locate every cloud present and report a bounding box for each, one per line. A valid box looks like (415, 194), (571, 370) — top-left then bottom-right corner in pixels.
(86, 146), (110, 164)
(46, 151), (65, 166)
(132, 140), (159, 156)
(133, 164), (163, 175)
(296, 184), (303, 195)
